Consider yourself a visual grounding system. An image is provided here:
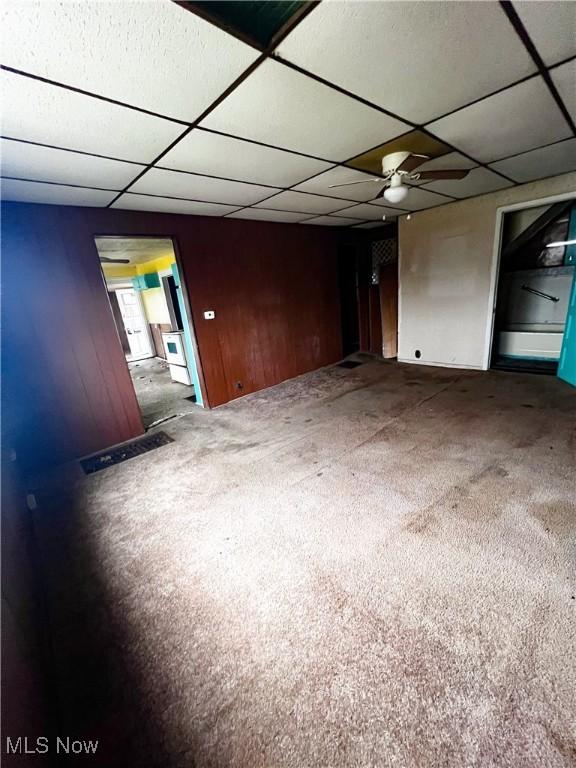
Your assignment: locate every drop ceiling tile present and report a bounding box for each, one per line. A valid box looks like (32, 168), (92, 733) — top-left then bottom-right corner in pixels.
(352, 222), (389, 229)
(1, 71), (184, 163)
(277, 1), (535, 124)
(0, 139), (143, 189)
(513, 2), (576, 67)
(384, 187), (450, 212)
(346, 131), (452, 175)
(293, 166), (384, 201)
(422, 167), (512, 199)
(253, 190), (354, 214)
(201, 59), (410, 161)
(129, 168), (279, 206)
(413, 152), (478, 173)
(305, 215), (358, 226)
(1, 178), (116, 206)
(1, 1), (259, 122)
(111, 194), (237, 216)
(160, 129), (332, 187)
(489, 139), (576, 183)
(338, 203), (400, 221)
(228, 209), (312, 223)
(427, 76), (573, 163)
(551, 59), (576, 123)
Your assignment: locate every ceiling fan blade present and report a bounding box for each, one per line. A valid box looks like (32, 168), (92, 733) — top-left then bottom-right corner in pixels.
(396, 153), (430, 173)
(414, 169), (470, 181)
(329, 178), (381, 188)
(99, 256), (130, 264)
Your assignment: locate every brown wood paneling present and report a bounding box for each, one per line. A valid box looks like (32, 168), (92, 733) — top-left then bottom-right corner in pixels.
(356, 249), (372, 351)
(2, 202), (352, 473)
(368, 284), (383, 355)
(109, 291), (130, 354)
(379, 262), (398, 358)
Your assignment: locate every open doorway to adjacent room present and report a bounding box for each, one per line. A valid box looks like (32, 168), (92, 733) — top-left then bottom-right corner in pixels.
(96, 236), (202, 428)
(490, 198), (575, 375)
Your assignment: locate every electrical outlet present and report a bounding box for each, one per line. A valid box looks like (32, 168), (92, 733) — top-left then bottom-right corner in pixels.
(204, 310), (215, 320)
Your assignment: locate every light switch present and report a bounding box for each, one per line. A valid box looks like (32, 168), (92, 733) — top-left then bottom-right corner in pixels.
(204, 310), (215, 320)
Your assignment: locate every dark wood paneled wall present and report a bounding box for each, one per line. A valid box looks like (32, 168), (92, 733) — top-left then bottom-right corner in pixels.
(2, 202), (347, 474)
(380, 262), (399, 358)
(108, 290), (131, 354)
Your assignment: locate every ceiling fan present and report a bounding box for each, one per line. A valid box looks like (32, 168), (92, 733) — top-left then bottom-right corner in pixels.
(330, 151), (470, 205)
(99, 255), (130, 264)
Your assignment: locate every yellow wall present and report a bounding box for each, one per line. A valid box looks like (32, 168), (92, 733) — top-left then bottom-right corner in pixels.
(141, 287), (170, 324)
(135, 255), (175, 275)
(137, 255), (176, 324)
(101, 263), (137, 279)
(103, 255), (176, 325)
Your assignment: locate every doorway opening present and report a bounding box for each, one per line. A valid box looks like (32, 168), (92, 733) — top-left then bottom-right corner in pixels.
(490, 199), (575, 376)
(96, 236), (202, 428)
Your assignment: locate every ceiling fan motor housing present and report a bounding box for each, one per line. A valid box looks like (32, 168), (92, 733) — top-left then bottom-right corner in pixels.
(381, 151), (412, 176)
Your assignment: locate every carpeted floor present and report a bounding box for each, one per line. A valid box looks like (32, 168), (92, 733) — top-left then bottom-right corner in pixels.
(33, 359), (575, 768)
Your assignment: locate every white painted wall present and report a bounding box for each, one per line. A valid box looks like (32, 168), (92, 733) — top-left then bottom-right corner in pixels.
(398, 172), (576, 370)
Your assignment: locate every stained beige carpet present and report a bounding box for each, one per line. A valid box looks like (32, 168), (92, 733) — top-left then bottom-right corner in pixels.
(34, 360), (576, 768)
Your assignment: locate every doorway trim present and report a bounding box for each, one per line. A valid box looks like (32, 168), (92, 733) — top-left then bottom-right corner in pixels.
(94, 232), (210, 408)
(483, 190), (576, 370)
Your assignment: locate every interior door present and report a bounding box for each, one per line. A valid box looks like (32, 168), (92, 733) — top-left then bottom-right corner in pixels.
(558, 270), (576, 387)
(116, 288), (152, 360)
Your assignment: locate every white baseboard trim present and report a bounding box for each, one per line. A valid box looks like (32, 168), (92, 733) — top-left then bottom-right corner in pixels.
(397, 358), (484, 371)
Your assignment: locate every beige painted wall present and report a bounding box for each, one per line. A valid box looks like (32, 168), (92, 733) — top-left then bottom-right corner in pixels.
(398, 172), (576, 370)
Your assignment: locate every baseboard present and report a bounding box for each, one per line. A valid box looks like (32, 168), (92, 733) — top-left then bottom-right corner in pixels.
(397, 358), (484, 371)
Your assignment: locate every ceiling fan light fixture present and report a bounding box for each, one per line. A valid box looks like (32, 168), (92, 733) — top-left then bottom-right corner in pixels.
(383, 183), (408, 204)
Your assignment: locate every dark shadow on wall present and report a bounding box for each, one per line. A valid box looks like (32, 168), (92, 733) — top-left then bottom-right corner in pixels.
(1, 456), (54, 767)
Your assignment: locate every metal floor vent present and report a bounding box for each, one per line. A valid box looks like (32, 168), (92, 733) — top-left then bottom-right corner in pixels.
(80, 431), (174, 475)
(337, 360), (364, 369)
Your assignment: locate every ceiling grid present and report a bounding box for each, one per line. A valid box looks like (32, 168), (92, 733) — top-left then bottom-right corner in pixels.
(1, 0), (574, 225)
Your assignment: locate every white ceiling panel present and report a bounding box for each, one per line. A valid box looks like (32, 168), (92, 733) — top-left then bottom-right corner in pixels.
(228, 208), (312, 223)
(129, 168), (279, 206)
(551, 59), (576, 123)
(160, 129), (332, 187)
(293, 166), (384, 201)
(1, 71), (184, 163)
(1, 178), (116, 206)
(201, 59), (409, 161)
(111, 194), (238, 216)
(0, 139), (143, 189)
(1, 1), (259, 122)
(513, 2), (576, 67)
(338, 203), (400, 221)
(304, 215), (358, 226)
(427, 76), (573, 162)
(278, 1), (535, 124)
(386, 187), (451, 212)
(489, 139), (576, 183)
(422, 167), (512, 199)
(253, 190), (354, 214)
(352, 222), (389, 229)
